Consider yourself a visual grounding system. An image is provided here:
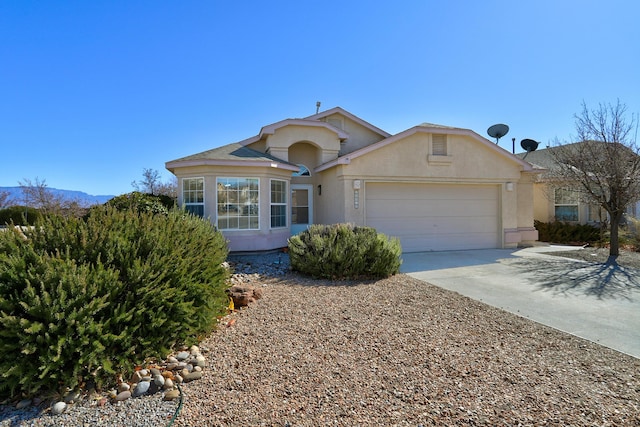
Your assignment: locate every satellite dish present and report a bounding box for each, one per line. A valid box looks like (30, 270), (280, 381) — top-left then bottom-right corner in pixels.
(487, 124), (509, 144)
(520, 138), (539, 159)
(520, 139), (539, 152)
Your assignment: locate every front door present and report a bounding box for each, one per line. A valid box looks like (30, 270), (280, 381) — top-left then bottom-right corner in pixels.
(291, 184), (313, 235)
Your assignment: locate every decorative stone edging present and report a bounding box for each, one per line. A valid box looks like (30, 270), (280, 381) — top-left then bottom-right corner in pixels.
(15, 344), (208, 416)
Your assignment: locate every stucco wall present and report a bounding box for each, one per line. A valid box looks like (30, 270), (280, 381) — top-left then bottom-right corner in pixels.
(264, 125), (340, 164)
(174, 165), (292, 251)
(320, 113), (386, 155)
(327, 131), (537, 248)
(533, 183), (551, 222)
(340, 132), (522, 182)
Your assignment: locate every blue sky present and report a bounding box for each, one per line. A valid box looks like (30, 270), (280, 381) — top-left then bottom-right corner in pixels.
(2, 1), (639, 196)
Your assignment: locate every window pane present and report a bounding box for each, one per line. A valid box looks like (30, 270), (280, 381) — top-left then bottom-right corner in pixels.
(555, 188), (579, 204)
(183, 178), (204, 216)
(292, 207), (309, 224)
(216, 177), (260, 230)
(185, 205), (204, 217)
(271, 205), (286, 227)
(271, 180), (286, 203)
(249, 217), (259, 229)
(555, 206), (578, 221)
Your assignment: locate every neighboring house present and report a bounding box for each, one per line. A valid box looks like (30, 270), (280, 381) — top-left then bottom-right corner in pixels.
(166, 107), (540, 252)
(517, 143), (639, 224)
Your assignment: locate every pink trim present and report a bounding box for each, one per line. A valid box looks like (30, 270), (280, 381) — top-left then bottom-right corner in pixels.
(237, 135), (262, 146)
(305, 107), (392, 138)
(166, 159), (299, 171)
(258, 119), (349, 140)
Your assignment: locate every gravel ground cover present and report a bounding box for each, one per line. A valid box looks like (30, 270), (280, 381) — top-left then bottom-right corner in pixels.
(2, 250), (639, 426)
(175, 253), (640, 426)
(550, 246), (640, 268)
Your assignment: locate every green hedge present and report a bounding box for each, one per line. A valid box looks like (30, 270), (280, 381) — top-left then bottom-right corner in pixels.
(288, 223), (402, 279)
(534, 220), (601, 245)
(0, 206), (228, 398)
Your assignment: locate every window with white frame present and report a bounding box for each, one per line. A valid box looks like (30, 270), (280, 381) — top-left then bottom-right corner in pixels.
(216, 177), (259, 230)
(554, 188), (579, 221)
(270, 179), (287, 228)
(182, 178), (204, 217)
(432, 134), (447, 156)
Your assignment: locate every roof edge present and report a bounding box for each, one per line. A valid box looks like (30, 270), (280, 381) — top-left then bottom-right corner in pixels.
(316, 126), (538, 173)
(258, 118), (349, 141)
(166, 158), (299, 173)
(305, 107), (392, 138)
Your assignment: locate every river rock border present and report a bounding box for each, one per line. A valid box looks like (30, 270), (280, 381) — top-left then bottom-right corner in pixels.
(16, 344), (208, 416)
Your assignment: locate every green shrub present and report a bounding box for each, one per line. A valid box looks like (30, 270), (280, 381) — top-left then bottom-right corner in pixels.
(0, 206), (41, 226)
(288, 223), (402, 279)
(0, 206), (228, 398)
(535, 220), (601, 245)
(103, 191), (175, 215)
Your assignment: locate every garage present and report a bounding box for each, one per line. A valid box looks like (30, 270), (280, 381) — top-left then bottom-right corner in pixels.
(365, 182), (500, 252)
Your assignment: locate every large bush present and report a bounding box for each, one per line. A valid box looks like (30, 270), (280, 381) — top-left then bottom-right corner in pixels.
(0, 206), (228, 398)
(0, 206), (41, 226)
(288, 223), (402, 279)
(104, 191), (175, 215)
(535, 220), (601, 245)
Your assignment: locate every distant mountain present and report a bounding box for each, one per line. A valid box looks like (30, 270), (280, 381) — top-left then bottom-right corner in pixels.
(0, 186), (115, 207)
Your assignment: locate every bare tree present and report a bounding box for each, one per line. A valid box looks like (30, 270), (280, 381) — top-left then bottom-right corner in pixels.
(18, 177), (88, 218)
(19, 177), (64, 215)
(132, 168), (177, 198)
(155, 175), (178, 199)
(132, 168), (161, 195)
(551, 100), (640, 261)
(0, 190), (11, 208)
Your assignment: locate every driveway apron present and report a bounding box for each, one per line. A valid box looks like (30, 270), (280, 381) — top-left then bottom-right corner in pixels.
(401, 246), (640, 359)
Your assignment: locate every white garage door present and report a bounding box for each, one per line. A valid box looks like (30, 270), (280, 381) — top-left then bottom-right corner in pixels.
(365, 183), (499, 252)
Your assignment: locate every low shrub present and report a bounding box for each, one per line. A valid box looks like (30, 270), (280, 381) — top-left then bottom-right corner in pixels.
(288, 223), (402, 279)
(535, 220), (601, 245)
(0, 206), (228, 399)
(0, 206), (41, 226)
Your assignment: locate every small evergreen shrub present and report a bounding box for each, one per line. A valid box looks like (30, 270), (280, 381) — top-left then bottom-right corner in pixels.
(288, 223), (402, 279)
(0, 206), (41, 226)
(104, 191), (174, 215)
(535, 220), (601, 245)
(0, 206), (228, 398)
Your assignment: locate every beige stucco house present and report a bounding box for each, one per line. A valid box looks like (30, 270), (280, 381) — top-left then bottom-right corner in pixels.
(166, 107), (540, 252)
(517, 146), (602, 224)
(518, 144), (638, 225)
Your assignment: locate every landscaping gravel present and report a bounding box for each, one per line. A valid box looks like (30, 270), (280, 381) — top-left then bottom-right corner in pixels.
(176, 252), (640, 426)
(2, 250), (639, 426)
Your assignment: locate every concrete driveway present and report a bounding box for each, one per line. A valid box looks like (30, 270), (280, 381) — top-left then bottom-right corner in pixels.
(401, 246), (640, 359)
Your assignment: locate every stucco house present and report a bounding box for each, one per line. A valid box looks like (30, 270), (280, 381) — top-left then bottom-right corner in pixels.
(166, 107), (540, 252)
(518, 144), (638, 225)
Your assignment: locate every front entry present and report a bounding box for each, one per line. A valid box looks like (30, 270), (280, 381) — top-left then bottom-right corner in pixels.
(291, 184), (313, 235)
